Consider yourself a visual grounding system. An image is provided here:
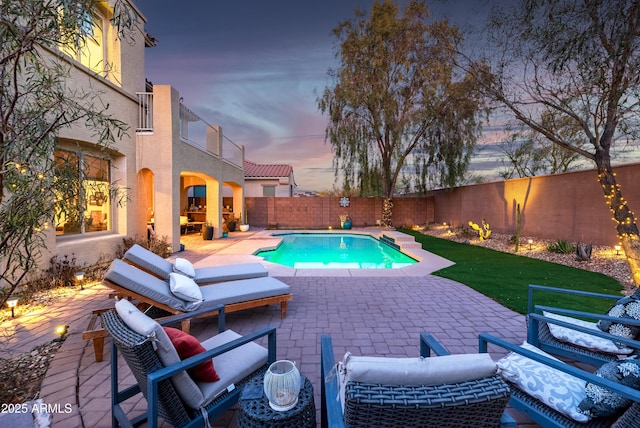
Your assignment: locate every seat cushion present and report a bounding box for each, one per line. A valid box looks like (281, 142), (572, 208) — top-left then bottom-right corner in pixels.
(193, 262), (268, 284)
(198, 277), (290, 310)
(497, 341), (589, 423)
(123, 244), (173, 279)
(579, 358), (640, 418)
(543, 311), (633, 355)
(197, 330), (269, 406)
(163, 327), (219, 382)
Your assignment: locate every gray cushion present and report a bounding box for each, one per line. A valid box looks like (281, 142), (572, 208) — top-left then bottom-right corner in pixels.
(123, 244), (173, 279)
(198, 277), (290, 310)
(194, 262), (268, 284)
(197, 330), (269, 405)
(105, 259), (201, 312)
(114, 299), (205, 408)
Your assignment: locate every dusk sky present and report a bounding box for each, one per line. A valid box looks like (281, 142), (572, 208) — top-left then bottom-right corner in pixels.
(134, 0), (638, 191)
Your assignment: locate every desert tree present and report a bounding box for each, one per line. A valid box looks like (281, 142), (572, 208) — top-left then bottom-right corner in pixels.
(318, 0), (486, 227)
(469, 0), (640, 285)
(0, 0), (135, 305)
(499, 109), (588, 179)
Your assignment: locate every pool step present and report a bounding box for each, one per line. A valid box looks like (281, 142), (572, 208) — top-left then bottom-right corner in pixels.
(380, 232), (422, 252)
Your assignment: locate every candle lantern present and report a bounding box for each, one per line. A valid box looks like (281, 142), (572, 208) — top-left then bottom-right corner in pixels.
(263, 360), (301, 411)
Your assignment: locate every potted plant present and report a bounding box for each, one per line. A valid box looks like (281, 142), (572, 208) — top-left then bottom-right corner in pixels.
(202, 222), (214, 240)
(339, 214), (352, 230)
(222, 220), (229, 238)
(227, 216), (237, 232)
(239, 210), (250, 232)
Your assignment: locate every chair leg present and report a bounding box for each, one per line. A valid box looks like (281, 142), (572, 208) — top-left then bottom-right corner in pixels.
(280, 301), (287, 319)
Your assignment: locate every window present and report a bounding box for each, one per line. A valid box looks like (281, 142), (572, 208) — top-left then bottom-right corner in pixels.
(58, 6), (109, 78)
(263, 185), (276, 197)
(55, 149), (111, 235)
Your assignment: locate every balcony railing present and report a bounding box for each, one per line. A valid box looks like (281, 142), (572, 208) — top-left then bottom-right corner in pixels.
(136, 92), (153, 132)
(135, 92), (242, 169)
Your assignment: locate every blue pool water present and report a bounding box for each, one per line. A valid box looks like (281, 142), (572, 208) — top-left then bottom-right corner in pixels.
(255, 233), (416, 269)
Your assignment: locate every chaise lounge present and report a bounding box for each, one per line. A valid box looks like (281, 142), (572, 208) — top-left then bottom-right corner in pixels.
(123, 243), (268, 284)
(105, 259), (292, 326)
(83, 259), (290, 362)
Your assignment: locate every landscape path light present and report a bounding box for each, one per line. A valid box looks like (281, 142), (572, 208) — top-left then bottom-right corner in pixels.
(6, 297), (18, 318)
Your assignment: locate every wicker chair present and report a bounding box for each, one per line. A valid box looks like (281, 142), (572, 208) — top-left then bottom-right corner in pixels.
(102, 303), (276, 428)
(320, 333), (514, 428)
(527, 284), (640, 366)
(480, 332), (640, 428)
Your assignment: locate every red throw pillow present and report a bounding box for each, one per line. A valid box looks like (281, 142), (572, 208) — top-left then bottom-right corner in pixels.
(163, 327), (220, 382)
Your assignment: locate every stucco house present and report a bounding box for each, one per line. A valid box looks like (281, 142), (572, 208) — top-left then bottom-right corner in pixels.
(243, 160), (296, 197)
(46, 0), (246, 268)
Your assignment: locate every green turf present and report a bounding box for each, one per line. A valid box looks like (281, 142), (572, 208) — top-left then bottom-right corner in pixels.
(402, 229), (624, 315)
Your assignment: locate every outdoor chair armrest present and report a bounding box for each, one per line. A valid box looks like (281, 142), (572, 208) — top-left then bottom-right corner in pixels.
(419, 332), (451, 357)
(321, 335), (345, 428)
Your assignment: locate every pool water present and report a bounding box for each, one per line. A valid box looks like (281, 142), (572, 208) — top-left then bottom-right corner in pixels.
(256, 233), (417, 269)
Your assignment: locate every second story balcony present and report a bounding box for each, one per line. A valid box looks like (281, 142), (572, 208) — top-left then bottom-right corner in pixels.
(136, 91), (243, 169)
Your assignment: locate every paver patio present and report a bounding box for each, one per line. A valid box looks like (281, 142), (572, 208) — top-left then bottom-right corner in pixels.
(3, 229), (539, 427)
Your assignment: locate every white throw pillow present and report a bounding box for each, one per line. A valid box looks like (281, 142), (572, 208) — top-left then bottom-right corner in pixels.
(169, 272), (203, 302)
(337, 352), (497, 411)
(115, 298), (159, 337)
(173, 257), (196, 278)
(543, 311), (633, 355)
(497, 341), (590, 422)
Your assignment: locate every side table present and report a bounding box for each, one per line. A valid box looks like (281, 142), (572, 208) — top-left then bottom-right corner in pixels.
(238, 375), (316, 428)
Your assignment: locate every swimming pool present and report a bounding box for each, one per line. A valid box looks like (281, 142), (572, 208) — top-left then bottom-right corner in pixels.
(255, 233), (417, 269)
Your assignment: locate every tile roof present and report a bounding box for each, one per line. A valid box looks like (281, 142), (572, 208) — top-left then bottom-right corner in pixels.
(244, 160), (293, 178)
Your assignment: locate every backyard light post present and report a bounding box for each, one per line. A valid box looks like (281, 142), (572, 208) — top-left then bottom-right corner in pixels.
(6, 297), (18, 318)
(75, 271), (85, 290)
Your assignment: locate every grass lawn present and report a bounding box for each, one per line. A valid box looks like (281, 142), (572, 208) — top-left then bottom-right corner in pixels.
(402, 229), (624, 315)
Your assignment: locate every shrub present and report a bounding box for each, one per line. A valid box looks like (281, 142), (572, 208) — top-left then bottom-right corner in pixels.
(115, 235), (172, 259)
(547, 240), (576, 254)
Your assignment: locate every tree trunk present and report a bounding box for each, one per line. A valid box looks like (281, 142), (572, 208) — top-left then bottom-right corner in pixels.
(597, 166), (640, 286)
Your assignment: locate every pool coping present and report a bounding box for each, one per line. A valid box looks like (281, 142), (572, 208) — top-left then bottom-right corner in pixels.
(195, 228), (455, 277)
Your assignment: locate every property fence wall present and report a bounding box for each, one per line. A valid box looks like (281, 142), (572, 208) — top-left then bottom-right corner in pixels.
(245, 196), (435, 230)
(431, 163), (640, 246)
(246, 162), (640, 246)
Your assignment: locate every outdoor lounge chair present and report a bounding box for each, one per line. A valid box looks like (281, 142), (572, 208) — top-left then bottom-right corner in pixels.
(104, 259), (292, 329)
(123, 243), (268, 284)
(320, 333), (514, 428)
(527, 284), (640, 367)
(479, 332), (640, 428)
(103, 298), (276, 428)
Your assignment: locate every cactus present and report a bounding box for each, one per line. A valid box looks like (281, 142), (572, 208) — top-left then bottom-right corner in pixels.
(468, 219), (492, 241)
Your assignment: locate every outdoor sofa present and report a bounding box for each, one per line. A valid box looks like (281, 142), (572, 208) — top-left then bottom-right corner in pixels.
(320, 333), (514, 427)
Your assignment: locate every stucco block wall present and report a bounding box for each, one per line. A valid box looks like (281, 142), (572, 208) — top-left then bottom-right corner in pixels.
(432, 163), (640, 246)
(245, 197), (435, 229)
(245, 163), (638, 246)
